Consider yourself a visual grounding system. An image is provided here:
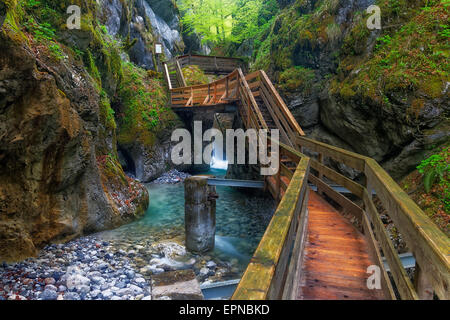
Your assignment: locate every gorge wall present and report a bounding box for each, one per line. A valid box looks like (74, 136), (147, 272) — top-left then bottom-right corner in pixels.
(236, 0), (449, 180)
(0, 0), (197, 262)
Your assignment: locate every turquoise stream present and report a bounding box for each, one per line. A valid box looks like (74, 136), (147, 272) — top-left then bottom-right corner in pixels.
(96, 168), (275, 279)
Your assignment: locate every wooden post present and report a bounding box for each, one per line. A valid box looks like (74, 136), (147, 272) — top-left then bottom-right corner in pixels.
(185, 176), (216, 253)
(276, 157), (281, 201)
(226, 77), (229, 99)
(318, 153), (324, 196)
(414, 263), (434, 300)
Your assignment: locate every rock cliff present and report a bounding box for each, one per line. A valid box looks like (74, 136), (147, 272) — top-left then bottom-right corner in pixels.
(0, 0), (198, 261)
(246, 0), (449, 179)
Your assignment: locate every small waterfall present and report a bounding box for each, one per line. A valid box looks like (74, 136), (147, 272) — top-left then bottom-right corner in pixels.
(215, 236), (247, 261)
(210, 137), (228, 170)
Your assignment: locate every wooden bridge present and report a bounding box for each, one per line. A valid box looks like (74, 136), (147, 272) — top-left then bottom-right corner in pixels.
(163, 55), (450, 300)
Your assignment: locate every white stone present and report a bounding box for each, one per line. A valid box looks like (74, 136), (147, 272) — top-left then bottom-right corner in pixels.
(101, 289), (113, 299)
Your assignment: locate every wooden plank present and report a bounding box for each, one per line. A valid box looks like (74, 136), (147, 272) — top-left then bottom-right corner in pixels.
(414, 264), (434, 300)
(296, 136), (367, 172)
(363, 191), (417, 300)
(280, 163), (294, 180)
(237, 69), (268, 131)
(309, 174), (363, 222)
(297, 192), (385, 300)
(163, 63), (172, 90)
(259, 82), (296, 143)
(365, 159), (450, 300)
(282, 189), (310, 299)
(310, 158), (365, 199)
(361, 209), (397, 300)
(259, 88), (293, 147)
(176, 60), (187, 87)
(259, 70), (305, 136)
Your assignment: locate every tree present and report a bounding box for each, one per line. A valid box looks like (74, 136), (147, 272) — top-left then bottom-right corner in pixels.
(178, 0), (236, 44)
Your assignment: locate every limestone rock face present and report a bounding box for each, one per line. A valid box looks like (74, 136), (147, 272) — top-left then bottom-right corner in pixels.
(0, 34), (148, 262)
(266, 0), (449, 179)
(120, 137), (188, 182)
(97, 0), (187, 68)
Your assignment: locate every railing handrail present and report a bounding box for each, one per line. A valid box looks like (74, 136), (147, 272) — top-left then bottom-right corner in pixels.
(170, 69), (240, 92)
(174, 54), (246, 63)
(259, 70), (305, 138)
(232, 144), (310, 300)
(295, 134), (450, 300)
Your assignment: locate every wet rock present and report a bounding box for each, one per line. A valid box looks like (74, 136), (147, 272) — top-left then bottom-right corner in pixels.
(153, 170), (192, 185)
(41, 289), (58, 300)
(152, 241), (186, 258)
(152, 270), (204, 300)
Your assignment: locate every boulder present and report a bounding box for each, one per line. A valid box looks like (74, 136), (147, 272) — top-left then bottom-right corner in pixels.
(152, 270), (204, 300)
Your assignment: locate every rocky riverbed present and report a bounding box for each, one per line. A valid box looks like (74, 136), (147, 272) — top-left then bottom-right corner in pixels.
(0, 237), (151, 300)
(0, 235), (227, 300)
(0, 170), (276, 300)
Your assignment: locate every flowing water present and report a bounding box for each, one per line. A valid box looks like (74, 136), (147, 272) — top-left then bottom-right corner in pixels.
(95, 167), (276, 282)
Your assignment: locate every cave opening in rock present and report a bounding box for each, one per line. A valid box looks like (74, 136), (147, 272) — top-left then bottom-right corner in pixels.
(118, 146), (136, 177)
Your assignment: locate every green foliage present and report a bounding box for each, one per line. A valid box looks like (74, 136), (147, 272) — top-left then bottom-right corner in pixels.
(117, 62), (179, 147)
(178, 0), (279, 45)
(48, 43), (65, 60)
(182, 65), (209, 85)
(417, 147), (450, 213)
(99, 90), (116, 130)
(417, 147), (449, 192)
(278, 66), (315, 93)
(336, 0), (449, 102)
(178, 0), (236, 43)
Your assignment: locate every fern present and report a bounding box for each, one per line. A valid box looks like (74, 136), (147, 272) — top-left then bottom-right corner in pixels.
(423, 170), (438, 193)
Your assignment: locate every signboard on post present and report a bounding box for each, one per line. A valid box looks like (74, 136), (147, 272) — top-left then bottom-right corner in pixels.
(155, 43), (163, 55)
(154, 43), (163, 72)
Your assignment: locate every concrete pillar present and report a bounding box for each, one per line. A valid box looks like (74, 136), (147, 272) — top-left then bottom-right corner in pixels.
(185, 176), (217, 253)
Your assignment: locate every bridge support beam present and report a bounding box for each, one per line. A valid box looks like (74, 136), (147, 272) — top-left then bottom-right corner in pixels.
(185, 176), (217, 253)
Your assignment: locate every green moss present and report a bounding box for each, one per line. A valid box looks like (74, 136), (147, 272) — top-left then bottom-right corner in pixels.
(339, 83), (357, 100)
(278, 66), (315, 93)
(99, 90), (116, 130)
(3, 0), (28, 43)
(182, 65), (209, 86)
(336, 0), (449, 102)
(117, 62), (180, 147)
(86, 49), (102, 90)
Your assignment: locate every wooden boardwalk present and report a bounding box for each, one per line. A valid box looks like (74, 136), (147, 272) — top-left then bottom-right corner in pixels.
(297, 191), (383, 300)
(165, 54), (450, 300)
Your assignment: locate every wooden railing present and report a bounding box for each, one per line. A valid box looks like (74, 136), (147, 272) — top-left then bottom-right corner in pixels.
(170, 69), (240, 107)
(232, 143), (311, 299)
(294, 136), (450, 300)
(176, 54), (246, 75)
(163, 59), (186, 89)
(245, 70), (305, 145)
(233, 134), (450, 300)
